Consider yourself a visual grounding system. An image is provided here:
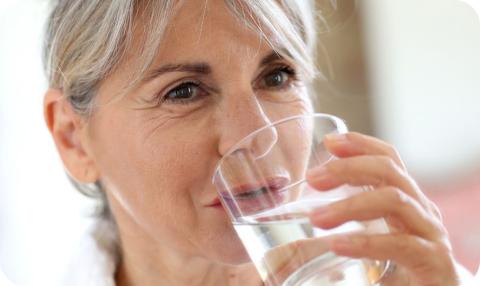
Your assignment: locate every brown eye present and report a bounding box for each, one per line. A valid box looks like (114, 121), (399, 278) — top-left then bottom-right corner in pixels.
(261, 66), (297, 89)
(265, 71), (287, 87)
(162, 81), (207, 105)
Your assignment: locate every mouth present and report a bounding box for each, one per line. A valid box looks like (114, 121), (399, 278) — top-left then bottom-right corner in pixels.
(226, 176), (290, 200)
(207, 176), (291, 212)
(207, 198), (223, 208)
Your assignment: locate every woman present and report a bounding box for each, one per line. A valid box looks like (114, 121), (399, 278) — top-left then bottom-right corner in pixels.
(42, 0), (472, 285)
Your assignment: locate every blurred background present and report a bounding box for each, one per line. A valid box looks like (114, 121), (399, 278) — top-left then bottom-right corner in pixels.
(313, 0), (480, 276)
(1, 0), (479, 285)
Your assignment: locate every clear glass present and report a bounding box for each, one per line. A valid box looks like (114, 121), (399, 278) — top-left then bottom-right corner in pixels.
(212, 113), (391, 286)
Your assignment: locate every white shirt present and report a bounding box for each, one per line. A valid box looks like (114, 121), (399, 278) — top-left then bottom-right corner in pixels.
(0, 267), (16, 286)
(61, 219), (476, 286)
(61, 219), (118, 286)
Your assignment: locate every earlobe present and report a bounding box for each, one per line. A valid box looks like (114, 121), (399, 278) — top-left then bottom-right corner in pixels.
(43, 89), (100, 184)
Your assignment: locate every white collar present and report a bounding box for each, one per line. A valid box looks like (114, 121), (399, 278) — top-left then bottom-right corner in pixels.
(61, 219), (119, 286)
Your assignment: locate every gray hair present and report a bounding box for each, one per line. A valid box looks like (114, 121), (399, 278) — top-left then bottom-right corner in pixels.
(43, 0), (319, 217)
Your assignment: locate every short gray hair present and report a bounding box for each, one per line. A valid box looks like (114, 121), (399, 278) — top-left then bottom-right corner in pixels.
(43, 0), (319, 215)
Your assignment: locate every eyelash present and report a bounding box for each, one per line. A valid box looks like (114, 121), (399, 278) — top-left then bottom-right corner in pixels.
(157, 80), (205, 105)
(158, 65), (299, 105)
(262, 65), (298, 89)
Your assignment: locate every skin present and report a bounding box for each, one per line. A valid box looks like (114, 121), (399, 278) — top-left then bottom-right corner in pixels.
(43, 0), (462, 285)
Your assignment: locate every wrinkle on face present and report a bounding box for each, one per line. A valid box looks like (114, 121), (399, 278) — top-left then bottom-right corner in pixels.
(83, 0), (313, 272)
(141, 110), (196, 144)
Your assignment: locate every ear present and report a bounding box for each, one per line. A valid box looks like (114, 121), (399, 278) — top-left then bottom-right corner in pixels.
(43, 89), (100, 184)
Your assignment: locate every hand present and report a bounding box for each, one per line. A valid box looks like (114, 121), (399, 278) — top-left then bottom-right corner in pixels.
(306, 132), (461, 286)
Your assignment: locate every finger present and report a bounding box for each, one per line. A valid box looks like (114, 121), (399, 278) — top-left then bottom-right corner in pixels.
(307, 155), (414, 195)
(329, 233), (457, 286)
(321, 132), (442, 221)
(306, 155), (439, 218)
(324, 132), (406, 170)
(309, 186), (445, 241)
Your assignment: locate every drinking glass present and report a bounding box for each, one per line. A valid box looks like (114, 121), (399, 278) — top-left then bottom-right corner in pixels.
(212, 113), (392, 286)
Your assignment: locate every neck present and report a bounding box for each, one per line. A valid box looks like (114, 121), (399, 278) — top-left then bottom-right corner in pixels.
(115, 253), (261, 286)
(109, 202), (262, 286)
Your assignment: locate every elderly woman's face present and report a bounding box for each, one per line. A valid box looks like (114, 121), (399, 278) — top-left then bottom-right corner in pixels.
(87, 0), (312, 263)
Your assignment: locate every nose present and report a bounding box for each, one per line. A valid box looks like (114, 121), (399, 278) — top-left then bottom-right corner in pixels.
(217, 95), (277, 158)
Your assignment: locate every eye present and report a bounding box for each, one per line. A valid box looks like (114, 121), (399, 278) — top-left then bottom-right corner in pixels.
(162, 81), (207, 104)
(260, 66), (297, 89)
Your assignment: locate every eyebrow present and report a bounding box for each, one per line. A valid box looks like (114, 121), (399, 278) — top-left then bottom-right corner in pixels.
(143, 63), (211, 82)
(260, 51), (285, 66)
(143, 50), (286, 82)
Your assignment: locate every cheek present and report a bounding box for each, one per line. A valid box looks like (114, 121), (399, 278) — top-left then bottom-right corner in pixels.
(102, 132), (200, 219)
(263, 89), (314, 121)
(87, 110), (177, 206)
(88, 108), (232, 246)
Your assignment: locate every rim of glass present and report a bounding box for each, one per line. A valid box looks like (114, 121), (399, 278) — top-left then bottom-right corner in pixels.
(211, 113), (348, 183)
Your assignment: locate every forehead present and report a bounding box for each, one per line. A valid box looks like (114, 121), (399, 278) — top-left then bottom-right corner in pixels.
(101, 0), (287, 98)
(151, 0), (275, 67)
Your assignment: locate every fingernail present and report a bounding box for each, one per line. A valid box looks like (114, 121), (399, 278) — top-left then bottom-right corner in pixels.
(325, 133), (349, 144)
(306, 166), (342, 189)
(306, 165), (329, 181)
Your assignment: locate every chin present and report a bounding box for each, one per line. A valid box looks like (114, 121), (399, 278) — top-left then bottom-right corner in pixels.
(202, 228), (252, 265)
(209, 246), (252, 266)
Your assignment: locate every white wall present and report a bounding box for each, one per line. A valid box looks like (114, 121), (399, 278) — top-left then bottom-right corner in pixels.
(361, 0), (480, 180)
(0, 1), (94, 285)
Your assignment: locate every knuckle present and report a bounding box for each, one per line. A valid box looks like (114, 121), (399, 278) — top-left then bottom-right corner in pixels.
(378, 141), (405, 170)
(428, 200), (444, 221)
(430, 243), (456, 276)
(383, 142), (398, 156)
(379, 156), (398, 173)
(376, 156), (399, 184)
(437, 223), (450, 238)
(401, 238), (454, 283)
(435, 241), (453, 256)
(403, 236), (430, 262)
(385, 187), (411, 211)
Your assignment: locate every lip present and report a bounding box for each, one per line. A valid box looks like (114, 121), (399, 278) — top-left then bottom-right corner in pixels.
(207, 176), (291, 209)
(206, 198), (223, 208)
(226, 176), (290, 199)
